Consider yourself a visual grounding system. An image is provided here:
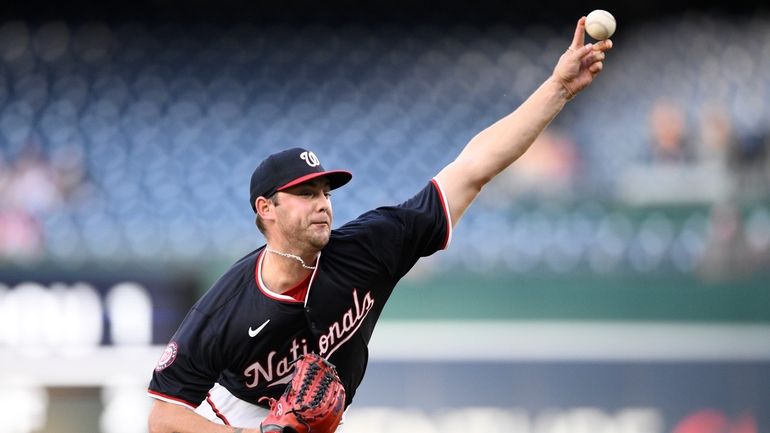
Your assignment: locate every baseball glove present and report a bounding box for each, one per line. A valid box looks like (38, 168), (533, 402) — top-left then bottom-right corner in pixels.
(259, 353), (346, 433)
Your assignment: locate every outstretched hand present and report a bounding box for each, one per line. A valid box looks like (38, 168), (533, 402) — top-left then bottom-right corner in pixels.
(553, 16), (613, 100)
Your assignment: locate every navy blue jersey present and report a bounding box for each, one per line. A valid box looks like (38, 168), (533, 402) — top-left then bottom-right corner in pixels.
(148, 180), (452, 409)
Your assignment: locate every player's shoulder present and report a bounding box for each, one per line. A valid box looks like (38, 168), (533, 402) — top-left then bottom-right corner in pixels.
(327, 181), (438, 247)
(193, 248), (261, 315)
(334, 181), (440, 230)
(331, 207), (397, 242)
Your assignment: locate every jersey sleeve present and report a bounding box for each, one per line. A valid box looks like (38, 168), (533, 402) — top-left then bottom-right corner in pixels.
(147, 308), (223, 409)
(341, 179), (452, 281)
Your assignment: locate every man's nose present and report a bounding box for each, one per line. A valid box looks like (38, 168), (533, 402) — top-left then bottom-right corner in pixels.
(315, 193), (330, 209)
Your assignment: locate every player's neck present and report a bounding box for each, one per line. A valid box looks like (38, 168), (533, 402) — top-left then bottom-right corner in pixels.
(261, 246), (318, 294)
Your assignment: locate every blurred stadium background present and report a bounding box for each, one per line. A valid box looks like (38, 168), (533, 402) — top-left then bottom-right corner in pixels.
(0, 0), (769, 432)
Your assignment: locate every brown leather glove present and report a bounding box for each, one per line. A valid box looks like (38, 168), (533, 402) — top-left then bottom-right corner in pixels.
(260, 353), (346, 433)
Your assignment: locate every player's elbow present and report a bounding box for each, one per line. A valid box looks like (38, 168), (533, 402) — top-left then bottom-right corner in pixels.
(147, 412), (166, 433)
(462, 165), (494, 194)
(443, 158), (491, 192)
(147, 401), (177, 433)
(460, 152), (503, 191)
(147, 416), (163, 433)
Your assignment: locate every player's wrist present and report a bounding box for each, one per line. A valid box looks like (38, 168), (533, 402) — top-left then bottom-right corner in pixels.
(548, 74), (576, 101)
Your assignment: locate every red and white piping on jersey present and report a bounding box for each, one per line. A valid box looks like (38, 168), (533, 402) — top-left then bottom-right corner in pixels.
(206, 392), (231, 425)
(147, 390), (198, 410)
(430, 178), (453, 249)
(255, 249), (319, 306)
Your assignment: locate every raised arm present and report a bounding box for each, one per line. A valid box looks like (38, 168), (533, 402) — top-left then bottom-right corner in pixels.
(435, 17), (612, 226)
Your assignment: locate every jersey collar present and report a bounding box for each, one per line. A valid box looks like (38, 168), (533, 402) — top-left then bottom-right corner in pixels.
(255, 248), (319, 306)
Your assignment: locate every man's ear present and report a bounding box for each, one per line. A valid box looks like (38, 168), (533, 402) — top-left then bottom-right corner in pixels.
(255, 196), (275, 221)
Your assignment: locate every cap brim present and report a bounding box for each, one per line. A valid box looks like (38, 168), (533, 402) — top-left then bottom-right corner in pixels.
(276, 170), (353, 192)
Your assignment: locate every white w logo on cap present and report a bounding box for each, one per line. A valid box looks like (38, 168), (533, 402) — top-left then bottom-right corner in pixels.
(300, 151), (320, 167)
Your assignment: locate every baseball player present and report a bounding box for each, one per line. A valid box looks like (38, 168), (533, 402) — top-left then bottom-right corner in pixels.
(147, 17), (612, 433)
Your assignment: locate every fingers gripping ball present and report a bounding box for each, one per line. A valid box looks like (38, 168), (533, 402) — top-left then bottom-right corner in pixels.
(585, 10), (616, 40)
(260, 353), (346, 433)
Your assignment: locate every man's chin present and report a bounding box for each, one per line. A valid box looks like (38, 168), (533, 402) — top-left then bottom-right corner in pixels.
(310, 240), (330, 250)
(309, 231), (331, 250)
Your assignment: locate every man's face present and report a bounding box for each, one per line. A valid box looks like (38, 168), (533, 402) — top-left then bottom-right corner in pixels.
(272, 177), (333, 251)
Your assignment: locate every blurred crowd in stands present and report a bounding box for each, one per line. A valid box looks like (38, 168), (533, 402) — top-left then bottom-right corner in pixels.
(642, 96), (769, 279)
(0, 15), (767, 279)
(638, 97), (770, 281)
(644, 97), (768, 197)
(0, 141), (89, 260)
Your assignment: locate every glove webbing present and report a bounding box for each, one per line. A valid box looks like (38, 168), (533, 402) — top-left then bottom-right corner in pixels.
(295, 362), (320, 404)
(310, 372), (335, 408)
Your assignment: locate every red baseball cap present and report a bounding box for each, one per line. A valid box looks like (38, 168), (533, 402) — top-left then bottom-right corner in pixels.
(249, 148), (352, 212)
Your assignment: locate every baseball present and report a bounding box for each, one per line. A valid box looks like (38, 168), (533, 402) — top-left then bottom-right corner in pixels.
(585, 10), (616, 40)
